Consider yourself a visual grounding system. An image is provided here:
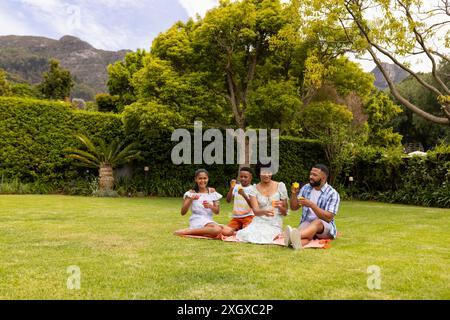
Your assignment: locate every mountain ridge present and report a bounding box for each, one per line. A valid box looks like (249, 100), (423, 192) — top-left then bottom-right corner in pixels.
(0, 34), (131, 100)
(371, 62), (410, 90)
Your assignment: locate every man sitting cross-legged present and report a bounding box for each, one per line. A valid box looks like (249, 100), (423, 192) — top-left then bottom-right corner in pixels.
(284, 164), (340, 250)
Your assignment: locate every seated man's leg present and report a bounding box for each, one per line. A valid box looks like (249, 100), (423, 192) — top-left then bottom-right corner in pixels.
(299, 220), (324, 246)
(314, 220), (334, 239)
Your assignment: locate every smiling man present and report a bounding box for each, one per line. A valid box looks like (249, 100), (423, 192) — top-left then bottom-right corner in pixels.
(284, 164), (340, 250)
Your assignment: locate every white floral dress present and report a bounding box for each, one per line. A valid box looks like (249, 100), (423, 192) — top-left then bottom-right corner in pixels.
(236, 182), (288, 244)
(183, 190), (223, 229)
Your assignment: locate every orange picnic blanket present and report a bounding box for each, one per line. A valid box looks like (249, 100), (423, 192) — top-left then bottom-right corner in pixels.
(178, 234), (333, 249)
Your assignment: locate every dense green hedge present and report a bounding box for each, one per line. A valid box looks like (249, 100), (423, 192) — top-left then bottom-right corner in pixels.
(116, 133), (326, 197)
(0, 97), (123, 187)
(347, 149), (450, 208)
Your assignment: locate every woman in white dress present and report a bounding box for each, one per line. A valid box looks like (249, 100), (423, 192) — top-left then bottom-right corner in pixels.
(174, 169), (234, 238)
(236, 164), (289, 244)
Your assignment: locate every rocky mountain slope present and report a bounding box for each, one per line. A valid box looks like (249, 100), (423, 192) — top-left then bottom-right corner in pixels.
(0, 35), (130, 100)
(371, 62), (409, 90)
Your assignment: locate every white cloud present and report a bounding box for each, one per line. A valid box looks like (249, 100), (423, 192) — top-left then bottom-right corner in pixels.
(0, 4), (34, 35)
(178, 0), (218, 18)
(19, 0), (60, 12)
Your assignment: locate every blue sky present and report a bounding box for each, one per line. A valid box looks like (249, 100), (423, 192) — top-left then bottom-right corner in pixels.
(0, 0), (218, 51)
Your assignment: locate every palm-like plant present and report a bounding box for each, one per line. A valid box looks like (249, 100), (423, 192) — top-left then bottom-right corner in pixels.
(65, 134), (141, 192)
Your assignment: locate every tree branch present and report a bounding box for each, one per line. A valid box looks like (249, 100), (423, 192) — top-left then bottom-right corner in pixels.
(398, 0), (450, 95)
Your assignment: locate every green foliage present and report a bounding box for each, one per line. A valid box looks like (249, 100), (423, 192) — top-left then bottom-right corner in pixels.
(347, 145), (450, 208)
(0, 96), (123, 185)
(131, 56), (229, 125)
(326, 58), (375, 99)
(363, 91), (403, 147)
(394, 73), (450, 148)
(277, 136), (326, 184)
(95, 93), (120, 113)
(0, 69), (12, 96)
(299, 101), (357, 183)
(112, 134), (325, 197)
(123, 100), (185, 142)
(246, 80), (302, 133)
(301, 0), (450, 125)
(37, 59), (74, 100)
(10, 82), (41, 98)
(0, 177), (56, 194)
(107, 49), (146, 109)
(65, 133), (141, 168)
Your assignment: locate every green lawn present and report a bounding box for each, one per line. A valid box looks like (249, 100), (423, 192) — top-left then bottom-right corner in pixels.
(0, 195), (448, 300)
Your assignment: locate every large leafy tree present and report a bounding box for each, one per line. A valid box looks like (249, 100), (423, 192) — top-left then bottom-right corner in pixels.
(363, 91), (403, 147)
(301, 0), (450, 125)
(120, 0), (301, 165)
(299, 101), (358, 183)
(107, 49), (146, 109)
(38, 59), (74, 100)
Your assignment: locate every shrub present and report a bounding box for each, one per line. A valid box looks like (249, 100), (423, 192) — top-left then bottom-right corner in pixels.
(0, 97), (123, 186)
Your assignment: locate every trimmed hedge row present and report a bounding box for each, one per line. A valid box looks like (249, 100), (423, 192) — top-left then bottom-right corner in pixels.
(347, 149), (450, 208)
(0, 97), (123, 185)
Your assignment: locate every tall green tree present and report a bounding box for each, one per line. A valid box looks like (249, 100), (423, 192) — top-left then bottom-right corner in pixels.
(301, 0), (450, 125)
(107, 49), (146, 109)
(363, 91), (403, 148)
(299, 101), (358, 184)
(38, 59), (74, 100)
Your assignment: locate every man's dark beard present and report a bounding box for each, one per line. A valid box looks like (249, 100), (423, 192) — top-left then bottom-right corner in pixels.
(310, 180), (321, 187)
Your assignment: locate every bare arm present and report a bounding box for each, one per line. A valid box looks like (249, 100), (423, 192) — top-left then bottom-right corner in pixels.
(249, 196), (274, 217)
(298, 198), (334, 223)
(226, 180), (236, 203)
(276, 199), (288, 216)
(181, 197), (194, 216)
(290, 185), (300, 211)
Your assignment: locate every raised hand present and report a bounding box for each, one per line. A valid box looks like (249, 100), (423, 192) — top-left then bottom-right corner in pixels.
(291, 182), (300, 195)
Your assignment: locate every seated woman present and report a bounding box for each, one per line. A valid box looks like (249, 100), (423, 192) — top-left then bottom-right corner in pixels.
(174, 168), (234, 238)
(235, 163), (288, 244)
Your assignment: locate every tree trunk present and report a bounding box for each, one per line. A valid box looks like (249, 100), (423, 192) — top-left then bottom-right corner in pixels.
(99, 164), (114, 191)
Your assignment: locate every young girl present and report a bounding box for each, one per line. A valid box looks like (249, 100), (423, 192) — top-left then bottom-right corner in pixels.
(175, 169), (233, 238)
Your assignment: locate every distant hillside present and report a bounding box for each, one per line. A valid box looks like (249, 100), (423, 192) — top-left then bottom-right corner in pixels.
(0, 35), (130, 101)
(371, 62), (409, 90)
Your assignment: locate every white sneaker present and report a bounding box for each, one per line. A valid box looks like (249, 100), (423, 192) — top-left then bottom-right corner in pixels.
(290, 228), (303, 250)
(282, 225), (293, 247)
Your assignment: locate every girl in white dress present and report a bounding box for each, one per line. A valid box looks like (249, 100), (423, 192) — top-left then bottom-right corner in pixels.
(174, 169), (234, 238)
(236, 164), (289, 244)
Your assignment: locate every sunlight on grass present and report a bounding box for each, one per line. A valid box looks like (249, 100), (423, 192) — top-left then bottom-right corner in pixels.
(0, 195), (448, 299)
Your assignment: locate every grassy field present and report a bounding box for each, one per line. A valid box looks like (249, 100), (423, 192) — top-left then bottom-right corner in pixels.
(0, 195), (448, 300)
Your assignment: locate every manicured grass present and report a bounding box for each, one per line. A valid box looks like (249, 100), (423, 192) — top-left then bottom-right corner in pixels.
(0, 195), (448, 300)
